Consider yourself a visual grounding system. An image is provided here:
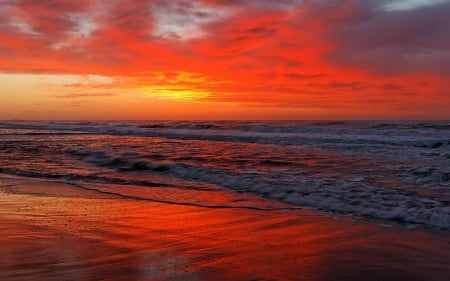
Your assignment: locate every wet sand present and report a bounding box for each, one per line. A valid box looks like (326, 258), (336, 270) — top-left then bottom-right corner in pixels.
(1, 176), (449, 281)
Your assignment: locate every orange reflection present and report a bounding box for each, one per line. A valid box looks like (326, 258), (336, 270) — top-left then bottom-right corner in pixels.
(1, 177), (450, 280)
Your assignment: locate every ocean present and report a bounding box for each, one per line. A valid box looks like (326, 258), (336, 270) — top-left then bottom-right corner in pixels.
(0, 120), (449, 230)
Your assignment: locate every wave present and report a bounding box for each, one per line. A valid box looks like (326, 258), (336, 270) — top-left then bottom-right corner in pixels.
(65, 181), (304, 211)
(1, 120), (449, 230)
(0, 167), (218, 192)
(3, 160), (449, 230)
(1, 120), (449, 143)
(63, 147), (450, 230)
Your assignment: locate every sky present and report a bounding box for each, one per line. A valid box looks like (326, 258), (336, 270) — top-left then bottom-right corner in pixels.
(0, 0), (449, 120)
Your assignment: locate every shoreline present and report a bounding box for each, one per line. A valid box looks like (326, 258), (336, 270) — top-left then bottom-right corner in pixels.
(1, 176), (449, 280)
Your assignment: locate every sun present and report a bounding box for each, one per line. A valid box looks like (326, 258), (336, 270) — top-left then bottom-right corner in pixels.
(139, 87), (210, 101)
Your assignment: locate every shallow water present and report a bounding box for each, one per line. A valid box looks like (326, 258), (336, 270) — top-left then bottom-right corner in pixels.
(0, 120), (449, 230)
(2, 188), (449, 281)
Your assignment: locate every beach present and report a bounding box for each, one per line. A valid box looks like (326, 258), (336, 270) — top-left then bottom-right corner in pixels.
(0, 120), (449, 280)
(1, 175), (449, 281)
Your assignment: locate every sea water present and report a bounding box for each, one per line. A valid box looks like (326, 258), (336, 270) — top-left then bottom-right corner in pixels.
(0, 120), (449, 230)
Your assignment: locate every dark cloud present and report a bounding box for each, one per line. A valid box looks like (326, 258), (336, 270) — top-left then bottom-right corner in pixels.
(202, 0), (302, 10)
(324, 0), (450, 75)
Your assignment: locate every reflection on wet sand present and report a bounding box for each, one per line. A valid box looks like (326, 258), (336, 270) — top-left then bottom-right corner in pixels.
(1, 178), (449, 281)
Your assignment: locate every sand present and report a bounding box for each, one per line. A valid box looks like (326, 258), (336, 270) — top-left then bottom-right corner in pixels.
(0, 175), (449, 281)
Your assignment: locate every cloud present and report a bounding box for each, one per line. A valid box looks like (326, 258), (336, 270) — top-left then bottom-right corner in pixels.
(2, 0), (449, 76)
(324, 0), (450, 75)
(53, 92), (115, 99)
(66, 13), (98, 38)
(0, 0), (449, 117)
(381, 0), (449, 11)
(150, 0), (230, 40)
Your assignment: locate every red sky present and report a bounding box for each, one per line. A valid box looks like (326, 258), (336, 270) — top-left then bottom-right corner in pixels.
(0, 0), (449, 120)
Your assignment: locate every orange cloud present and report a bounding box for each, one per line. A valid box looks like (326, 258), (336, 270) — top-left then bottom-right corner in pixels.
(0, 0), (449, 119)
